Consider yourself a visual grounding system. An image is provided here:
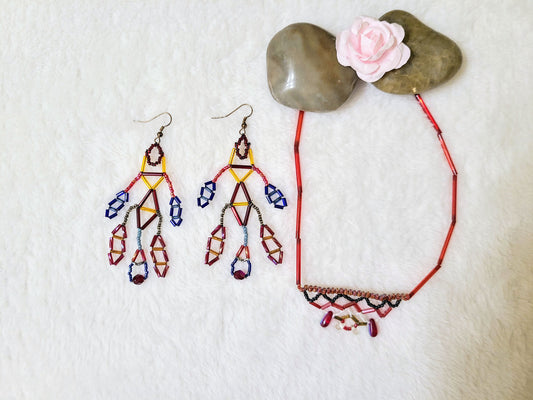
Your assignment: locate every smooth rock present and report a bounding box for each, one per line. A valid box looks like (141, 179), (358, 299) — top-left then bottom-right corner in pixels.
(267, 23), (357, 112)
(372, 10), (462, 94)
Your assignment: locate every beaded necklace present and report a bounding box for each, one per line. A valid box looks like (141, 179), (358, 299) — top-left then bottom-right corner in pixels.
(267, 11), (462, 335)
(293, 94), (457, 334)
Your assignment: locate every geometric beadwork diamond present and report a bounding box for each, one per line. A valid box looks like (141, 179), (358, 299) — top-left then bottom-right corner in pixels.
(105, 191), (129, 219)
(108, 224), (127, 265)
(205, 224), (226, 265)
(260, 224), (283, 265)
(169, 196), (183, 226)
(197, 181), (216, 208)
(264, 184), (287, 209)
(150, 234), (169, 277)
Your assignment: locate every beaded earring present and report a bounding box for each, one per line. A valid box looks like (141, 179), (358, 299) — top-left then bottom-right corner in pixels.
(105, 112), (183, 285)
(267, 11), (462, 335)
(198, 104), (287, 280)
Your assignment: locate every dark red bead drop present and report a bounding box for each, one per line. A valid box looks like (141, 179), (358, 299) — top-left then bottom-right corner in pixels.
(233, 270), (246, 280)
(320, 311), (333, 327)
(368, 318), (378, 337)
(132, 274), (145, 285)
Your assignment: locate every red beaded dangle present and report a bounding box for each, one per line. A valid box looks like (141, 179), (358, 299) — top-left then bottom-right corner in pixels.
(105, 112), (183, 285)
(294, 95), (457, 335)
(198, 104), (286, 280)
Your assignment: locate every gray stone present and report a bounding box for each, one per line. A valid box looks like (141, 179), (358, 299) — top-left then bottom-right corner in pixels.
(267, 23), (357, 112)
(373, 10), (463, 94)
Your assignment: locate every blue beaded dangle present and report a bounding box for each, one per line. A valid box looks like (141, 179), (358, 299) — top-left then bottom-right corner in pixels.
(106, 112), (183, 285)
(198, 104), (286, 280)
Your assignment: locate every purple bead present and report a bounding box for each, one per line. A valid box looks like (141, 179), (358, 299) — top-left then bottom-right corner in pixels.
(320, 311), (333, 327)
(368, 318), (378, 337)
(233, 270), (246, 280)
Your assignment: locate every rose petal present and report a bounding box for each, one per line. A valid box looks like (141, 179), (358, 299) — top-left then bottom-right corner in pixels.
(360, 31), (380, 58)
(337, 30), (360, 67)
(377, 46), (403, 71)
(359, 16), (378, 28)
(349, 57), (379, 75)
(363, 23), (394, 61)
(335, 30), (352, 66)
(387, 22), (405, 43)
(365, 22), (391, 47)
(396, 43), (411, 69)
(345, 49), (381, 74)
(357, 69), (386, 83)
(346, 41), (365, 66)
(350, 17), (365, 34)
(349, 31), (363, 56)
(370, 33), (394, 61)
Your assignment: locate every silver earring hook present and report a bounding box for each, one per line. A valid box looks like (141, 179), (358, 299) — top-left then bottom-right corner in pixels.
(211, 104), (253, 135)
(134, 112), (172, 143)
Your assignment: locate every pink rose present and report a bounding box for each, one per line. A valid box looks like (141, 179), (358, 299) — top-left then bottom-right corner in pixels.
(336, 16), (411, 83)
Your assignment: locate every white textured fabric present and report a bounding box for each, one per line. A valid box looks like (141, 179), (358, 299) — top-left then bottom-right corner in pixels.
(1, 1), (532, 399)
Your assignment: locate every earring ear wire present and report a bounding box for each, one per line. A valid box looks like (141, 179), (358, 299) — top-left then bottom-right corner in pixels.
(134, 112), (173, 144)
(211, 104), (253, 135)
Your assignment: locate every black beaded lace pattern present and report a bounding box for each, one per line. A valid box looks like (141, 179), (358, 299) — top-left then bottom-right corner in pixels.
(302, 290), (402, 310)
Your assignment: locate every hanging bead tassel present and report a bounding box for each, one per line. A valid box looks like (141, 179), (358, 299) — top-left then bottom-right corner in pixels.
(150, 235), (169, 277)
(231, 225), (252, 280)
(264, 184), (287, 209)
(205, 224), (226, 265)
(231, 258), (252, 280)
(128, 248), (148, 285)
(108, 224), (127, 265)
(260, 224), (283, 265)
(169, 196), (183, 226)
(105, 191), (129, 219)
(197, 181), (216, 208)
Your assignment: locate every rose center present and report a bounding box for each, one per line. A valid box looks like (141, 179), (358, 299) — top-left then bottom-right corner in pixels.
(361, 30), (384, 58)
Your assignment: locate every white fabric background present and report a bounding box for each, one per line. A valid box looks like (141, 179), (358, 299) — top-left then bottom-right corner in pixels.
(1, 1), (531, 399)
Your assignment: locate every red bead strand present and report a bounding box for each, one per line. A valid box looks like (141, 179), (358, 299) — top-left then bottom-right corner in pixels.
(252, 166), (269, 185)
(410, 93), (458, 299)
(163, 173), (176, 197)
(125, 173), (142, 193)
(213, 165), (230, 183)
(294, 110), (304, 286)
